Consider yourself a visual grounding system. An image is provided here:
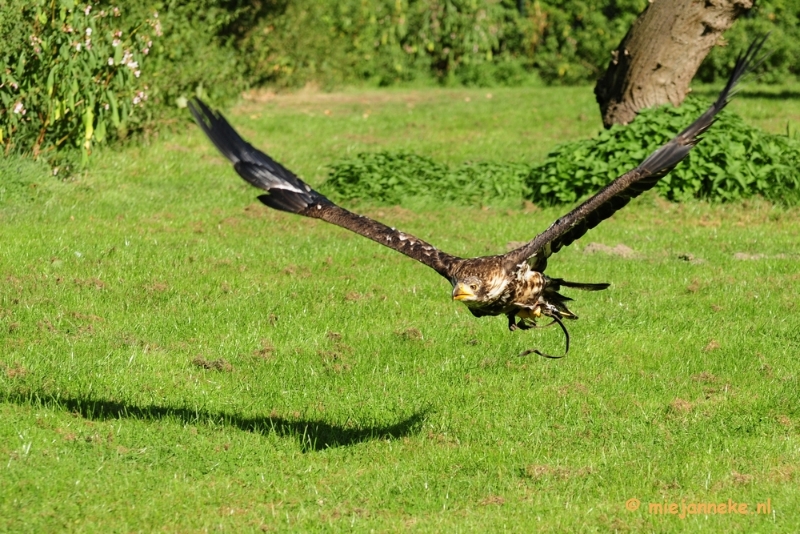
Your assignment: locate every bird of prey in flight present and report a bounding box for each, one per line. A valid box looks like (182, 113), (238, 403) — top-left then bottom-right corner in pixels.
(190, 36), (766, 358)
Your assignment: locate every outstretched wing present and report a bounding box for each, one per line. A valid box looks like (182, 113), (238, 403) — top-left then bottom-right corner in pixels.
(503, 34), (768, 271)
(189, 99), (462, 279)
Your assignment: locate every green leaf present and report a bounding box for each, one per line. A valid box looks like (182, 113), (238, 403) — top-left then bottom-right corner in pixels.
(107, 90), (120, 128)
(94, 115), (107, 143)
(47, 68), (56, 97)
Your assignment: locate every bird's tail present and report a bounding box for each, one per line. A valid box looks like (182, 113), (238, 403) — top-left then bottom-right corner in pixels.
(536, 277), (609, 320)
(548, 278), (610, 292)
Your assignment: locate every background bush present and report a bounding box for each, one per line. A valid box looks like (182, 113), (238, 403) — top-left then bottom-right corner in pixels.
(323, 101), (800, 206)
(241, 0), (800, 87)
(2, 0), (799, 166)
(1, 0), (160, 169)
(238, 0), (649, 87)
(698, 0), (800, 84)
(322, 152), (532, 205)
(527, 98), (800, 204)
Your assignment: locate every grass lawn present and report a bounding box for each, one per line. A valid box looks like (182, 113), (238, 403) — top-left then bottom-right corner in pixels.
(1, 84), (799, 532)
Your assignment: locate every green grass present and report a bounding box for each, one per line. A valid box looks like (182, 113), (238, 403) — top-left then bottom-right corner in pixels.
(1, 84), (799, 532)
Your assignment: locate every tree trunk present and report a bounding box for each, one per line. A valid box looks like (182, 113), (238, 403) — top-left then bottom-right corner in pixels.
(594, 0), (753, 128)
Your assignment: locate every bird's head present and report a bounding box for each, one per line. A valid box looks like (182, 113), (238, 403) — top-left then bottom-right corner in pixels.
(451, 276), (484, 303)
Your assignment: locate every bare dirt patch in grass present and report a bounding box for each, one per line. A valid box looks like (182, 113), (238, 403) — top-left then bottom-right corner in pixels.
(192, 357), (233, 372)
(396, 327), (423, 341)
(582, 242), (637, 258)
(669, 398), (694, 414)
(479, 495), (505, 506)
(523, 464), (594, 481)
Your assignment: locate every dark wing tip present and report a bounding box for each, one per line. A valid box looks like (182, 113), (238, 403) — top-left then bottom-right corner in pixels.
(641, 33), (770, 173)
(190, 98), (327, 210)
(713, 32), (771, 110)
(189, 98), (250, 164)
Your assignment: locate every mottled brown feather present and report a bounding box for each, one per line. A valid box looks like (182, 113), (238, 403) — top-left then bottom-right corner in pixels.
(290, 200), (461, 278)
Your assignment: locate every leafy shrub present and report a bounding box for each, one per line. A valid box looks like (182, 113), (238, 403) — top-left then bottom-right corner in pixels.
(127, 0), (253, 112)
(322, 152), (531, 206)
(528, 98), (800, 205)
(239, 0), (652, 87)
(240, 0), (534, 88)
(528, 0), (649, 84)
(322, 102), (800, 206)
(0, 0), (159, 167)
(240, 0), (798, 87)
(0, 0), (253, 168)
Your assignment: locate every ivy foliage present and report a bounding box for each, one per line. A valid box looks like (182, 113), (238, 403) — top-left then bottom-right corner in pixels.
(323, 101), (800, 206)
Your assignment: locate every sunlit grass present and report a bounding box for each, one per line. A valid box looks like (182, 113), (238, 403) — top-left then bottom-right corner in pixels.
(1, 84), (798, 532)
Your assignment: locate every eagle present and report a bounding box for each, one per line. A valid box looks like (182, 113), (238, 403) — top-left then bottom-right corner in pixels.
(189, 36), (765, 358)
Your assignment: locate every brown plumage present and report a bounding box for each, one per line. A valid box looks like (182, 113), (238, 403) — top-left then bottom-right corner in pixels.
(189, 36), (766, 357)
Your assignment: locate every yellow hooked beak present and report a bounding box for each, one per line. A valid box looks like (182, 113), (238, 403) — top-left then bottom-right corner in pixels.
(452, 283), (475, 301)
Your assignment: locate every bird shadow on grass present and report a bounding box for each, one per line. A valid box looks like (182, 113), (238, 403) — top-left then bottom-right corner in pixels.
(1, 389), (428, 452)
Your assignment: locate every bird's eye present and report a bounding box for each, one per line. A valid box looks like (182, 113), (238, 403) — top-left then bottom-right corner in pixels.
(470, 284), (478, 290)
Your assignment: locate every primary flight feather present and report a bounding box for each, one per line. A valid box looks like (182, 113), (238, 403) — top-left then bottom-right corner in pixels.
(190, 36), (766, 357)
